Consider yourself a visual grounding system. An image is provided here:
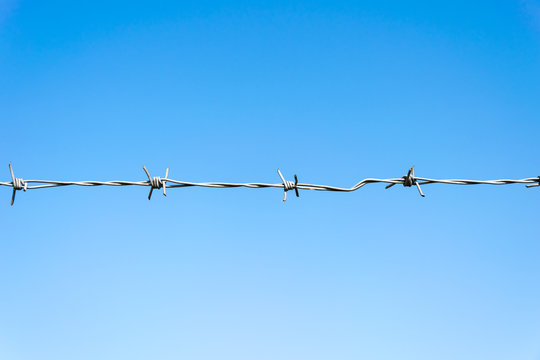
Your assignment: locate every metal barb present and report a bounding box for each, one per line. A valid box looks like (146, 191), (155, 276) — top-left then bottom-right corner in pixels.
(385, 166), (425, 197)
(8, 162), (26, 206)
(526, 176), (540, 188)
(408, 166), (425, 197)
(142, 165), (169, 200)
(277, 169), (299, 202)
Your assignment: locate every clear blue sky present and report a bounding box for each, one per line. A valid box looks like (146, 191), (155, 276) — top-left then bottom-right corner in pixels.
(1, 1), (540, 359)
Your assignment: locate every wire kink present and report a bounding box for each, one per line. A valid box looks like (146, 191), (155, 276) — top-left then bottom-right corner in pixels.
(2, 163), (538, 205)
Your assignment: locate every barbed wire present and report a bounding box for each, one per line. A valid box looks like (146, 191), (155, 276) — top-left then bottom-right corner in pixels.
(1, 163), (539, 205)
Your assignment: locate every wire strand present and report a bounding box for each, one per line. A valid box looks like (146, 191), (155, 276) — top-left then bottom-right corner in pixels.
(2, 163), (539, 205)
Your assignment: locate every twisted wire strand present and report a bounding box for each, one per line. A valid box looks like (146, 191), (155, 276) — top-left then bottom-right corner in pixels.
(416, 177), (539, 185)
(2, 163), (539, 205)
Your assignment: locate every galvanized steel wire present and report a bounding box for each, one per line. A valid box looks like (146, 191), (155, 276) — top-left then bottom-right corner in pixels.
(2, 163), (539, 205)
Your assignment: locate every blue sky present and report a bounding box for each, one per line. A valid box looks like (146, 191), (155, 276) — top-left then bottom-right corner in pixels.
(1, 1), (540, 359)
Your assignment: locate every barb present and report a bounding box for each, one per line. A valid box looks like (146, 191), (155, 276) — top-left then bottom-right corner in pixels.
(526, 176), (540, 188)
(385, 166), (425, 197)
(143, 165), (169, 200)
(8, 162), (27, 206)
(1, 163), (538, 205)
(277, 169), (299, 202)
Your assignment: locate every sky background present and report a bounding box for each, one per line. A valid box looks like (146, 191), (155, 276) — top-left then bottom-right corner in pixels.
(1, 1), (540, 359)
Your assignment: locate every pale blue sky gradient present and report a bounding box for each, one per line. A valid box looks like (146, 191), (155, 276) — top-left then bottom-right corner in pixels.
(1, 1), (540, 359)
